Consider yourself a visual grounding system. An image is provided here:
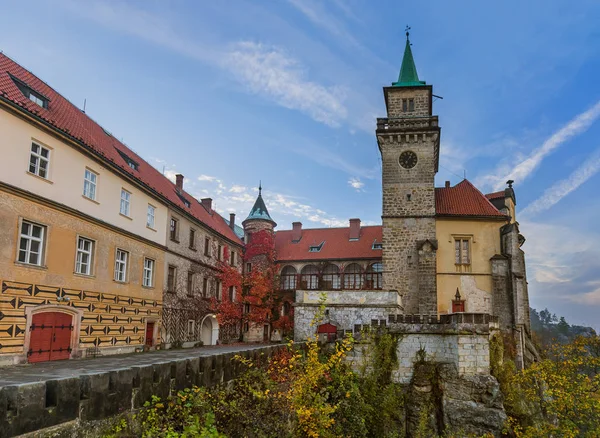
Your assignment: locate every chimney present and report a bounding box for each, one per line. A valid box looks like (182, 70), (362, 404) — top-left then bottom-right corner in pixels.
(229, 213), (236, 230)
(201, 198), (212, 211)
(175, 174), (184, 190)
(349, 218), (361, 240)
(292, 222), (302, 242)
(445, 181), (450, 188)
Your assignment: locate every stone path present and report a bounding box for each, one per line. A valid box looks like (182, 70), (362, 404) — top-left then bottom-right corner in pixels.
(0, 344), (269, 387)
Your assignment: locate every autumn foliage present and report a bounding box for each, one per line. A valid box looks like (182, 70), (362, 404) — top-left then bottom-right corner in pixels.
(212, 229), (293, 336)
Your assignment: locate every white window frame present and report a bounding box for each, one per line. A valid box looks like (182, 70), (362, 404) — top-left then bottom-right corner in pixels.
(29, 93), (45, 107)
(454, 238), (471, 265)
(83, 168), (98, 201)
(147, 204), (156, 229)
(75, 236), (94, 275)
(17, 220), (46, 266)
(120, 189), (131, 216)
(114, 248), (129, 282)
(29, 142), (50, 179)
(143, 258), (155, 287)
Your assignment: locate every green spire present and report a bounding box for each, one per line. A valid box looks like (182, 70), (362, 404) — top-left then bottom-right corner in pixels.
(392, 27), (426, 87)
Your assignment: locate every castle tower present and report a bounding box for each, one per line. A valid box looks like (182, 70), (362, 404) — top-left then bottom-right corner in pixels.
(376, 30), (441, 314)
(242, 183), (277, 268)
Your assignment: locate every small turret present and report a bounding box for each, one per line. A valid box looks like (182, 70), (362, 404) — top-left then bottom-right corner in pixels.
(243, 182), (276, 243)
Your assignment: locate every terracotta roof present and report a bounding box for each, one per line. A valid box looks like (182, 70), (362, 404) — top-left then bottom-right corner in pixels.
(485, 191), (505, 200)
(275, 226), (382, 262)
(435, 180), (507, 218)
(0, 53), (241, 245)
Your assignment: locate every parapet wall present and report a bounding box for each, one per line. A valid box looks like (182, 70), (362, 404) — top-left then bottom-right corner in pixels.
(387, 313), (496, 384)
(0, 345), (285, 438)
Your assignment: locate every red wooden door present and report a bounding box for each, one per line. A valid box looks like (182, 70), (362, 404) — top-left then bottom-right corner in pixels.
(28, 312), (73, 363)
(145, 322), (154, 346)
(50, 313), (73, 361)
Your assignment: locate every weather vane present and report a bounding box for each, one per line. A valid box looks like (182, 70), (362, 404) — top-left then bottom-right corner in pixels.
(405, 25), (411, 40)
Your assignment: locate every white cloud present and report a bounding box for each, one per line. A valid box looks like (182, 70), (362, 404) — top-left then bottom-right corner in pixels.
(163, 169), (177, 183)
(197, 174), (220, 182)
(229, 185), (247, 193)
(222, 41), (347, 127)
(522, 149), (600, 216)
(478, 99), (600, 191)
(348, 176), (365, 191)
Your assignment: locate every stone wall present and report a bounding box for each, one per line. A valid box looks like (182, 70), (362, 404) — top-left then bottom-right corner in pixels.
(0, 345), (285, 438)
(388, 313), (497, 384)
(293, 289), (402, 341)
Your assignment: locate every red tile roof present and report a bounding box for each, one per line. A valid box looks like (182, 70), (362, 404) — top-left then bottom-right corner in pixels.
(435, 180), (507, 218)
(485, 191), (505, 200)
(0, 53), (241, 245)
(275, 226), (382, 262)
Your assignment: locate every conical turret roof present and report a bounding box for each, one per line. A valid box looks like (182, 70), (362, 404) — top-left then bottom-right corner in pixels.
(392, 31), (426, 87)
(244, 184), (276, 226)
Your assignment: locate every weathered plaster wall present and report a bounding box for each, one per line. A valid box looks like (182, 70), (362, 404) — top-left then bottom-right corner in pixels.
(0, 190), (163, 365)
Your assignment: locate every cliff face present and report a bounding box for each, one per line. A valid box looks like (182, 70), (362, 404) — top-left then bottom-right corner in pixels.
(406, 362), (507, 437)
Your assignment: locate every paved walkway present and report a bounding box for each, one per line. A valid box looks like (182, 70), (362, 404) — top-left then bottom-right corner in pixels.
(0, 344), (270, 387)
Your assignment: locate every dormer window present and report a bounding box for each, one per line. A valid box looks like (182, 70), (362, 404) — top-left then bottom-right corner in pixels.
(309, 241), (325, 253)
(176, 192), (191, 208)
(10, 74), (49, 109)
(115, 148), (139, 171)
(372, 242), (383, 250)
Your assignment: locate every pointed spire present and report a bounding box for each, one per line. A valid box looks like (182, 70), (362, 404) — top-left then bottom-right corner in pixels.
(392, 26), (426, 87)
(244, 182), (276, 226)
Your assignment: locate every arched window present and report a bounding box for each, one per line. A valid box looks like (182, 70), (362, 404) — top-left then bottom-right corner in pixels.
(321, 264), (341, 290)
(300, 265), (319, 290)
(280, 265), (297, 290)
(343, 263), (363, 290)
(365, 262), (383, 290)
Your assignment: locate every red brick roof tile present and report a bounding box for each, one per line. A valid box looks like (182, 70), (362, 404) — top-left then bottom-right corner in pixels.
(485, 190), (505, 200)
(435, 180), (507, 218)
(275, 226), (382, 262)
(0, 53), (241, 245)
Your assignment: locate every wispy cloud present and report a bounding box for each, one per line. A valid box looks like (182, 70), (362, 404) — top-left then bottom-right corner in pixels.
(348, 176), (365, 191)
(477, 100), (600, 190)
(223, 41), (347, 127)
(522, 149), (600, 216)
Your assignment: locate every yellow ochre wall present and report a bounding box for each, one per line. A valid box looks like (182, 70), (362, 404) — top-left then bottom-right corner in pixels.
(436, 218), (507, 315)
(0, 189), (164, 364)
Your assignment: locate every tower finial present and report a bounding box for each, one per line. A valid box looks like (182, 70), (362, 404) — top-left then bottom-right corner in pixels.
(405, 25), (411, 40)
(259, 180), (262, 195)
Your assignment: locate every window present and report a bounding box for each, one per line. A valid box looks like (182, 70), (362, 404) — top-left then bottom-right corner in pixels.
(409, 98), (415, 112)
(365, 263), (383, 290)
(230, 250), (235, 266)
(187, 271), (194, 295)
(10, 74), (49, 108)
(187, 320), (195, 336)
(29, 143), (50, 179)
(18, 220), (46, 266)
(120, 189), (131, 216)
(147, 205), (155, 229)
(216, 280), (222, 300)
(454, 238), (471, 265)
(280, 265), (297, 290)
(167, 265), (176, 292)
(246, 262), (252, 273)
(372, 241), (383, 250)
(114, 249), (128, 282)
(300, 265), (319, 290)
(75, 236), (94, 275)
(343, 263), (363, 290)
(83, 169), (97, 200)
(115, 148), (139, 171)
(189, 228), (196, 249)
(228, 286), (235, 302)
(321, 264), (341, 290)
(217, 244), (222, 261)
(29, 92), (45, 107)
(204, 237), (211, 257)
(143, 258), (155, 287)
(308, 241), (325, 253)
(170, 218), (178, 241)
(202, 277), (208, 297)
(402, 98), (407, 112)
(244, 303), (251, 314)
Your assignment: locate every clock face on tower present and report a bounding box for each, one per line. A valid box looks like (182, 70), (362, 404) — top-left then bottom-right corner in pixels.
(399, 151), (418, 169)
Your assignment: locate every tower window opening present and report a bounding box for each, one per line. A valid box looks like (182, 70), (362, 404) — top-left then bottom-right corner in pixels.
(402, 98), (408, 112)
(409, 98), (415, 112)
(406, 193), (412, 201)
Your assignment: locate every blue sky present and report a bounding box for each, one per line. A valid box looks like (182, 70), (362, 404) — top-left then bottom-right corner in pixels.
(2, 0), (600, 329)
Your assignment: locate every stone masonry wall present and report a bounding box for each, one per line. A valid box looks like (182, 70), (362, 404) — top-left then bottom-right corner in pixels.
(385, 87), (431, 118)
(0, 345), (285, 438)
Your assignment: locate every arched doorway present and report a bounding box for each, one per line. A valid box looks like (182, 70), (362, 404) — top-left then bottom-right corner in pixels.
(24, 305), (82, 363)
(200, 314), (219, 346)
